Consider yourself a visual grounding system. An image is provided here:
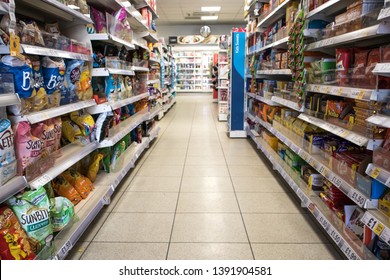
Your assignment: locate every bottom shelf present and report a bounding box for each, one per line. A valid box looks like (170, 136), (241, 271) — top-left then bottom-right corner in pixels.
(246, 127), (377, 260)
(52, 131), (160, 260)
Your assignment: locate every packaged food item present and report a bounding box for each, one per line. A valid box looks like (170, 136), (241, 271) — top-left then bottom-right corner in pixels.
(65, 59), (84, 103)
(0, 205), (35, 260)
(372, 236), (390, 260)
(42, 57), (66, 108)
(105, 74), (118, 102)
(44, 182), (55, 199)
(19, 20), (45, 46)
(53, 175), (83, 206)
(336, 48), (352, 86)
(61, 118), (82, 143)
(29, 56), (48, 112)
(31, 122), (48, 157)
(44, 22), (60, 35)
(111, 141), (125, 171)
(0, 56), (34, 115)
(62, 170), (93, 199)
(8, 187), (53, 254)
(14, 121), (45, 173)
(100, 147), (111, 173)
(366, 48), (380, 88)
(49, 117), (62, 151)
(117, 75), (127, 100)
(0, 118), (16, 176)
(87, 153), (103, 182)
(92, 76), (107, 104)
(90, 6), (107, 33)
(80, 64), (93, 100)
(70, 111), (95, 137)
(124, 76), (133, 97)
(50, 197), (75, 232)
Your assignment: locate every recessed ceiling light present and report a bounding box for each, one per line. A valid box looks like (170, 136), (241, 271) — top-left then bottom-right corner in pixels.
(201, 16), (218, 20)
(201, 6), (221, 12)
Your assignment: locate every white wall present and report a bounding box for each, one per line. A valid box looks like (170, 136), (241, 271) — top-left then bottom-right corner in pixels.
(157, 24), (245, 44)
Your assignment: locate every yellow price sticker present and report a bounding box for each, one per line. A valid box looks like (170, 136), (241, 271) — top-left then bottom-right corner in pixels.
(337, 88), (343, 96)
(324, 86), (330, 94)
(374, 223), (385, 236)
(357, 90), (365, 100)
(339, 130), (349, 138)
(371, 167), (381, 179)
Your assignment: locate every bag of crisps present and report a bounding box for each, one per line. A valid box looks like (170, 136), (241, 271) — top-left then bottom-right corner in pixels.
(50, 197), (75, 232)
(0, 205), (35, 260)
(53, 175), (83, 206)
(62, 170), (93, 199)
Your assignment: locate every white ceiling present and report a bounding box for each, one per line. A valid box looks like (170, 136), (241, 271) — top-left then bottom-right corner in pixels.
(156, 0), (245, 25)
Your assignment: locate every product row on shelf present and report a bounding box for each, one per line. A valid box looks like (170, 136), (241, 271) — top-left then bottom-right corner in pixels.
(244, 0), (390, 259)
(0, 0), (177, 260)
(173, 48), (214, 93)
(218, 48), (230, 122)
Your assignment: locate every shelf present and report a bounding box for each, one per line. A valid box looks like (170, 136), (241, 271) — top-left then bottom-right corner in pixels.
(305, 0), (355, 19)
(298, 113), (371, 147)
(132, 66), (149, 72)
(271, 96), (303, 112)
(0, 176), (28, 204)
(306, 24), (390, 51)
(132, 0), (159, 19)
(10, 99), (97, 125)
(91, 68), (135, 77)
(218, 114), (228, 121)
(148, 126), (160, 141)
(163, 98), (176, 113)
(255, 37), (289, 54)
(378, 7), (390, 21)
(257, 69), (292, 76)
(257, 0), (291, 30)
(361, 210), (390, 246)
(372, 63), (390, 77)
(246, 112), (376, 209)
(21, 44), (92, 61)
(17, 0), (92, 24)
(246, 92), (278, 106)
(247, 128), (376, 259)
(0, 93), (20, 107)
(29, 141), (99, 189)
(366, 114), (390, 128)
(53, 135), (154, 260)
(99, 109), (149, 147)
(366, 163), (390, 188)
(89, 33), (135, 50)
(148, 79), (160, 84)
(87, 92), (149, 114)
(306, 84), (375, 101)
(148, 106), (162, 120)
(126, 5), (149, 32)
(149, 57), (160, 64)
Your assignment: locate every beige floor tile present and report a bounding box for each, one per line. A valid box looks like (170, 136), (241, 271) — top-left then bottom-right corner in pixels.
(232, 177), (289, 193)
(183, 165), (230, 177)
(151, 148), (188, 156)
(243, 214), (328, 243)
(168, 243), (253, 260)
(237, 193), (304, 214)
(177, 193), (239, 213)
(79, 212), (110, 242)
(66, 242), (90, 260)
(228, 165), (274, 177)
(252, 243), (341, 260)
(81, 242), (168, 260)
(137, 165), (184, 177)
(113, 192), (178, 213)
(171, 213), (248, 242)
(143, 155), (186, 165)
(181, 177), (234, 193)
(186, 155), (226, 166)
(94, 213), (174, 242)
(187, 148), (224, 156)
(128, 176), (181, 192)
(225, 155), (266, 166)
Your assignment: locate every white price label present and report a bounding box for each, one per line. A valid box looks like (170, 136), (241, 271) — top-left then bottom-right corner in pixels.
(330, 175), (343, 188)
(318, 165), (327, 177)
(384, 176), (390, 187)
(57, 240), (72, 260)
(343, 245), (359, 260)
(30, 174), (53, 189)
(102, 194), (110, 205)
(329, 227), (342, 245)
(380, 228), (390, 245)
(349, 189), (366, 208)
(318, 213), (329, 230)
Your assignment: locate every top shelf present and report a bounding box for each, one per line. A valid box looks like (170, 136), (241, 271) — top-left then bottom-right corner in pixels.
(17, 0), (92, 25)
(257, 0), (290, 30)
(305, 0), (355, 19)
(306, 24), (390, 51)
(131, 0), (159, 19)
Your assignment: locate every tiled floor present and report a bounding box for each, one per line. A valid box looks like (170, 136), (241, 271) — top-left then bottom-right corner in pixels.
(67, 94), (342, 260)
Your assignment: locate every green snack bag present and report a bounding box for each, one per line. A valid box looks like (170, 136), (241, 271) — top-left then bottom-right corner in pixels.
(50, 197), (75, 232)
(111, 141), (125, 171)
(8, 186), (53, 254)
(44, 182), (55, 199)
(122, 133), (131, 149)
(100, 147), (112, 173)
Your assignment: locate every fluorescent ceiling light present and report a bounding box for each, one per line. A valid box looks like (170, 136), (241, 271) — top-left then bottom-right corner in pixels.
(201, 16), (218, 20)
(121, 1), (131, 7)
(201, 6), (221, 12)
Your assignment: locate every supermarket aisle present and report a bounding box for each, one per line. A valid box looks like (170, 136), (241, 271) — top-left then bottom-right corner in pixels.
(68, 95), (342, 260)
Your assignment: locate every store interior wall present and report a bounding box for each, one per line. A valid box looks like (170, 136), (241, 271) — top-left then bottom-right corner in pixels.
(157, 24), (245, 42)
